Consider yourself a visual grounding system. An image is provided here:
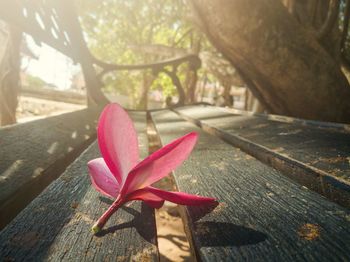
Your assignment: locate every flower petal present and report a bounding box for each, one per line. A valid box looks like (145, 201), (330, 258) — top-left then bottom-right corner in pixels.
(121, 132), (198, 194)
(126, 187), (165, 208)
(146, 187), (216, 205)
(128, 186), (216, 206)
(143, 200), (165, 209)
(88, 158), (120, 198)
(98, 103), (139, 184)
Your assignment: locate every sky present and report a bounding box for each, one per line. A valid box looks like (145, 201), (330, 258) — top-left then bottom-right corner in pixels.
(23, 34), (80, 90)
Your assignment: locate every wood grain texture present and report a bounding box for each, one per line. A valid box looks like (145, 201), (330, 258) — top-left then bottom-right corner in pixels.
(175, 105), (350, 208)
(0, 111), (159, 261)
(0, 107), (101, 229)
(151, 109), (350, 261)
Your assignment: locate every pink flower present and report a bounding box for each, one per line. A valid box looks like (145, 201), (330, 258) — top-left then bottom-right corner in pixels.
(88, 103), (216, 233)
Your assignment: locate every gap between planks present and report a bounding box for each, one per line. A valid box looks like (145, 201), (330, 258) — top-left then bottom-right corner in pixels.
(146, 112), (195, 262)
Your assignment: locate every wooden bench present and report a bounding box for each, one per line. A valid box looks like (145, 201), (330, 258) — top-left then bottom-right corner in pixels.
(1, 105), (349, 261)
(0, 107), (100, 229)
(0, 111), (158, 261)
(151, 109), (350, 261)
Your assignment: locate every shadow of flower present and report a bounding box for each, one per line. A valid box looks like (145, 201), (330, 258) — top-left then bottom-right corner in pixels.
(95, 198), (156, 244)
(194, 221), (267, 247)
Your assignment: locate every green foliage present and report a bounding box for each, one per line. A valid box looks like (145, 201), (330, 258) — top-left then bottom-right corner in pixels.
(151, 72), (176, 97)
(77, 0), (195, 107)
(25, 75), (46, 89)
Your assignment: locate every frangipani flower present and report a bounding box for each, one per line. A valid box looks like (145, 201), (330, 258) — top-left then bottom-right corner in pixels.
(88, 103), (216, 233)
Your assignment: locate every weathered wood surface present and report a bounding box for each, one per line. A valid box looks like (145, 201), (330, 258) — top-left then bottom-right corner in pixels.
(0, 111), (159, 261)
(151, 109), (350, 261)
(174, 105), (350, 208)
(0, 107), (100, 229)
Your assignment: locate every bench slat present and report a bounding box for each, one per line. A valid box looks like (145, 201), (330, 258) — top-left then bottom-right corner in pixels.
(151, 109), (350, 261)
(0, 107), (101, 229)
(175, 105), (350, 207)
(0, 112), (159, 261)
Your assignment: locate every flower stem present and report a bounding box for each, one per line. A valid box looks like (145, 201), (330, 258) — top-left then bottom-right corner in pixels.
(92, 195), (123, 234)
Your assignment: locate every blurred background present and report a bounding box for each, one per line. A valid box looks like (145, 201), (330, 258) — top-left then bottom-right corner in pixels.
(0, 0), (301, 125)
(2, 0), (350, 126)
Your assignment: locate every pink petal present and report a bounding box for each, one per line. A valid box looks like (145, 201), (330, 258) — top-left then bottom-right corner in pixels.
(98, 103), (139, 184)
(127, 187), (216, 206)
(126, 187), (165, 208)
(146, 187), (216, 205)
(143, 200), (165, 209)
(121, 132), (198, 194)
(88, 158), (120, 198)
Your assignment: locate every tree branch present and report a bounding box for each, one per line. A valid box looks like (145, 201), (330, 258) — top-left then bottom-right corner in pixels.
(341, 0), (350, 51)
(317, 0), (340, 40)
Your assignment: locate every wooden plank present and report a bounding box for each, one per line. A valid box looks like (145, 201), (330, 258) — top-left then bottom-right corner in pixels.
(223, 107), (350, 131)
(0, 107), (100, 229)
(174, 105), (350, 208)
(21, 87), (86, 105)
(0, 111), (159, 261)
(151, 109), (350, 261)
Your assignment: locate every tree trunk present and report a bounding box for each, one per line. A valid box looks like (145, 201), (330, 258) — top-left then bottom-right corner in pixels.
(245, 89), (264, 113)
(190, 0), (350, 122)
(0, 24), (22, 126)
(222, 83), (233, 107)
(185, 69), (198, 103)
(185, 33), (201, 103)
